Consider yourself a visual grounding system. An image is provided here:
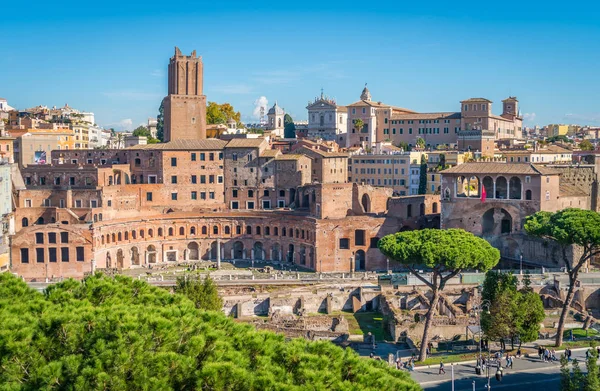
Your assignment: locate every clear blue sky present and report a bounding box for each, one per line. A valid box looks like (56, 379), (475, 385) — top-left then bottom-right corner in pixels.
(1, 0), (599, 131)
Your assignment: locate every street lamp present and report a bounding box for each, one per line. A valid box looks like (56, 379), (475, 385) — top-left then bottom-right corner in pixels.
(474, 299), (491, 389)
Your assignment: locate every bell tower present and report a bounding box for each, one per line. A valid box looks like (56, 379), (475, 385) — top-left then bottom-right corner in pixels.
(162, 47), (207, 142)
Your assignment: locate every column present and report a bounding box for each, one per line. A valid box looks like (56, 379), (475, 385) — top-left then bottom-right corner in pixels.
(216, 238), (221, 269)
(231, 248), (234, 260)
(493, 180), (496, 199)
(507, 181), (510, 200)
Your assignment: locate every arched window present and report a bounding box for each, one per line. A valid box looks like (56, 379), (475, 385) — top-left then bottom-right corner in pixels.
(213, 225), (218, 235)
(224, 226), (231, 234)
(246, 226), (252, 235)
(22, 217), (29, 227)
(201, 226), (207, 235)
(190, 226), (196, 235)
(158, 228), (163, 236)
(132, 230), (137, 239)
(525, 189), (532, 200)
(282, 227), (286, 237)
(118, 232), (122, 241)
(509, 177), (522, 200)
(112, 233), (116, 242)
(140, 229), (145, 238)
(106, 234), (110, 244)
(236, 225), (241, 235)
(496, 176), (508, 199)
(295, 229), (299, 238)
(256, 226), (261, 235)
(432, 202), (438, 214)
(37, 217), (44, 225)
(179, 227), (184, 235)
(265, 226), (270, 235)
(168, 227), (174, 236)
(274, 227), (279, 236)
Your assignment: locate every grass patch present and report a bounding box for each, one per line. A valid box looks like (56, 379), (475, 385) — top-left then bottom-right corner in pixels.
(563, 328), (599, 339)
(415, 352), (480, 366)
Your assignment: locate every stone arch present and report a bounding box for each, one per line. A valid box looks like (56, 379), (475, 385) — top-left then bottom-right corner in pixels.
(140, 229), (144, 238)
(116, 249), (124, 269)
(496, 176), (508, 199)
(168, 227), (174, 236)
(467, 176), (480, 197)
(509, 177), (522, 200)
(188, 242), (199, 260)
(456, 176), (468, 197)
(355, 250), (366, 271)
(482, 176), (494, 199)
(22, 217), (28, 227)
(132, 230), (137, 240)
(190, 226), (196, 235)
(233, 241), (244, 259)
(299, 245), (306, 265)
(482, 208), (513, 236)
(253, 242), (264, 260)
(147, 245), (157, 264)
(209, 241), (218, 260)
(271, 244), (281, 261)
(525, 189), (532, 200)
(131, 246), (140, 266)
(148, 228), (154, 237)
(361, 193), (371, 213)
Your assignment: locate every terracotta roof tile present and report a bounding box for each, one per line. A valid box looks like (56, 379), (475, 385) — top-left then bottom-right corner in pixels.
(225, 138), (267, 148)
(126, 139), (227, 150)
(441, 162), (561, 176)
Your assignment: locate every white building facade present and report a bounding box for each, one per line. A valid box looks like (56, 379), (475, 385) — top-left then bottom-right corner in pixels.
(306, 92), (347, 141)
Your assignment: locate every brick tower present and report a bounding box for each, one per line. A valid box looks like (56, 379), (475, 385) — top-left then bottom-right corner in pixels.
(162, 47), (207, 142)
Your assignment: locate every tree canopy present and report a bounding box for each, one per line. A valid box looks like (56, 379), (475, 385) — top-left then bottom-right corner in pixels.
(206, 102), (241, 126)
(579, 140), (595, 151)
(156, 101), (164, 142)
(132, 125), (159, 144)
(0, 273), (419, 391)
(284, 114), (296, 138)
(353, 119), (364, 133)
(525, 208), (600, 346)
(378, 229), (500, 360)
(481, 271), (544, 349)
(176, 275), (223, 311)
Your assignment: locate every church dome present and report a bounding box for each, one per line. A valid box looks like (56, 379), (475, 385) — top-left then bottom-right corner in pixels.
(360, 84), (371, 101)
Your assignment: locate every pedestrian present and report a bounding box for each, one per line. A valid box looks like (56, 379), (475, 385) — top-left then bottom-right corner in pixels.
(516, 348), (522, 358)
(538, 346), (543, 361)
(586, 349), (590, 360)
(551, 349), (556, 361)
(439, 360), (446, 375)
(567, 348), (572, 362)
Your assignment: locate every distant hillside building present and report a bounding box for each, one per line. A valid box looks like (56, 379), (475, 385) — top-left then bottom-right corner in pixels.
(306, 91), (347, 141)
(266, 102), (285, 138)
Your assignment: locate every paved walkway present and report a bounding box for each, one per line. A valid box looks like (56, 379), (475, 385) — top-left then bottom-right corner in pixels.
(410, 349), (594, 390)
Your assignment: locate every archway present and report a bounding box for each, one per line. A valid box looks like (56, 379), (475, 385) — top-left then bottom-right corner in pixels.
(210, 241), (218, 260)
(467, 176), (480, 197)
(299, 246), (306, 265)
(147, 245), (157, 264)
(271, 244), (281, 261)
(509, 177), (522, 200)
(287, 244), (295, 262)
(233, 241), (244, 259)
(131, 246), (140, 266)
(496, 177), (508, 199)
(188, 242), (199, 260)
(482, 176), (494, 199)
(526, 189), (532, 200)
(22, 217), (28, 227)
(253, 242), (264, 260)
(355, 250), (366, 271)
(482, 208), (513, 236)
(361, 194), (371, 213)
(106, 252), (112, 268)
(456, 176), (467, 197)
(116, 249), (124, 269)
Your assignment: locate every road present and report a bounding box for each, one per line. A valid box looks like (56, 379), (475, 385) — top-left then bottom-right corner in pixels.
(412, 349), (593, 391)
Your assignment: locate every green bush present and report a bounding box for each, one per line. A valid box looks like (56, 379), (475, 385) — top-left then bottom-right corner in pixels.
(0, 273), (420, 390)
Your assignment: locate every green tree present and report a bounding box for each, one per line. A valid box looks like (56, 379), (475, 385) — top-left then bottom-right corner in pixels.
(354, 118), (365, 134)
(206, 101), (241, 126)
(525, 208), (600, 347)
(586, 348), (600, 391)
(0, 273), (421, 390)
(580, 140), (595, 151)
(416, 137), (425, 149)
(284, 114), (296, 138)
(418, 154), (428, 195)
(546, 135), (572, 144)
(396, 141), (410, 151)
(517, 290), (545, 346)
(132, 125), (150, 137)
(176, 275), (223, 311)
(378, 229), (500, 361)
(156, 101), (164, 142)
(573, 359), (585, 391)
(561, 353), (575, 391)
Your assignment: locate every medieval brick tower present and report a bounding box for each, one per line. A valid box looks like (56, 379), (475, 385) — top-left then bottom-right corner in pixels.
(162, 47), (207, 142)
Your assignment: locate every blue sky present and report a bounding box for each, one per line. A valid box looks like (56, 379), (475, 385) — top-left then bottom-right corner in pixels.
(1, 0), (599, 131)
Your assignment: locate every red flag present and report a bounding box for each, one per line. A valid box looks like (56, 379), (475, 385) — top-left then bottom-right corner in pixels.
(481, 185), (487, 202)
